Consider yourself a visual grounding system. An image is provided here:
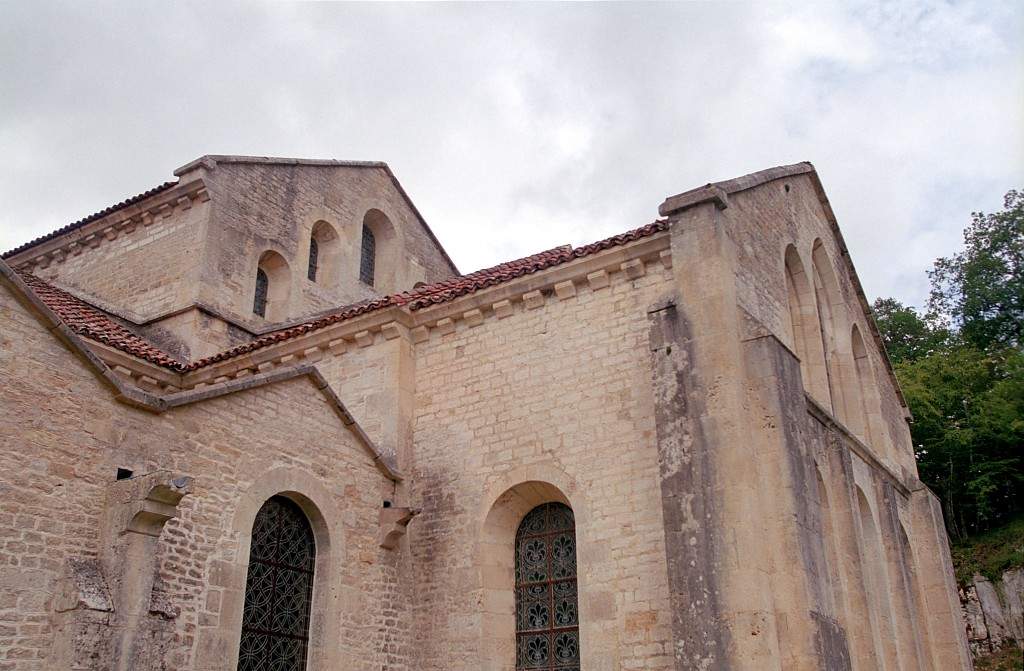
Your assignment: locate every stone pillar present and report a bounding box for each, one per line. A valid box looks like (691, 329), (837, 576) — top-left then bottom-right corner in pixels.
(653, 192), (860, 670)
(651, 196), (792, 670)
(101, 471), (193, 671)
(908, 486), (973, 670)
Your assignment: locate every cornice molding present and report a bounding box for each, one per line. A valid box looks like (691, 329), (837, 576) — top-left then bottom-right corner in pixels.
(8, 178), (209, 272)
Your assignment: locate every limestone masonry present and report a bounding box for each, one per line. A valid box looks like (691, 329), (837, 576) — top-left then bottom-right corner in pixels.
(0, 155), (972, 670)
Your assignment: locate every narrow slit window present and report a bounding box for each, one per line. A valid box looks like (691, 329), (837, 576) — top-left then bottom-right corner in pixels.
(360, 225), (376, 286)
(307, 237), (319, 282)
(253, 268), (269, 317)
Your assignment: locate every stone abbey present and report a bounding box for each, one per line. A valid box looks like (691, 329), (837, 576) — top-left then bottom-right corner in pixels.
(0, 156), (972, 670)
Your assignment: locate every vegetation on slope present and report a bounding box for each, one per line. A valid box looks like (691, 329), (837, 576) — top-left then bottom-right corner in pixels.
(950, 515), (1024, 585)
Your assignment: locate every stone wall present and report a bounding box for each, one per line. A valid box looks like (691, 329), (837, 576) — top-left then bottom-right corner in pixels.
(28, 200), (209, 325)
(193, 159), (457, 326)
(722, 172), (915, 478)
(0, 276), (408, 670)
(407, 259), (676, 669)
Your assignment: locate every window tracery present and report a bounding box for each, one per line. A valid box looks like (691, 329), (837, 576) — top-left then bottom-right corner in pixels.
(515, 502), (580, 670)
(237, 496), (315, 671)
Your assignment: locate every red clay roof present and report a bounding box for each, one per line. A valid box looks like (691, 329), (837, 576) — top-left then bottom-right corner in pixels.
(185, 220), (668, 369)
(3, 182), (178, 258)
(20, 219), (667, 373)
(18, 273), (185, 369)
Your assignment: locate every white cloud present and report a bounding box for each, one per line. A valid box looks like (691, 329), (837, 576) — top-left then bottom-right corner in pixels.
(0, 1), (1020, 308)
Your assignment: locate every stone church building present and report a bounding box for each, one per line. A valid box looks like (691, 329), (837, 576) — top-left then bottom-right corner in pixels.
(0, 156), (972, 670)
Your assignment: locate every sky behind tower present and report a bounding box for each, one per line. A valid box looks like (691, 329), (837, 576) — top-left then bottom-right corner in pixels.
(1, 1), (1021, 308)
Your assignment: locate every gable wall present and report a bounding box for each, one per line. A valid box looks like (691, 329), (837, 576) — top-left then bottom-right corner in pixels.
(199, 163), (456, 327)
(723, 174), (915, 476)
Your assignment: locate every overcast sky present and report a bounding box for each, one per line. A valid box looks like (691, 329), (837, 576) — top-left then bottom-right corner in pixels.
(1, 1), (1021, 308)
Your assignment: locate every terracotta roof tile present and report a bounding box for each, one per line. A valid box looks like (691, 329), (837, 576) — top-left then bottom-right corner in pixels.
(19, 219), (667, 373)
(18, 273), (184, 369)
(185, 220), (668, 370)
(3, 182), (178, 258)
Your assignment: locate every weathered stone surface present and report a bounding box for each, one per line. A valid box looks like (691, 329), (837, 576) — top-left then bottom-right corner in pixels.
(960, 567), (1024, 658)
(0, 158), (970, 670)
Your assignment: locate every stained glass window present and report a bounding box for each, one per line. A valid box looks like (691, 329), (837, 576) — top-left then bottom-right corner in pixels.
(359, 225), (375, 286)
(515, 502), (580, 671)
(237, 496), (316, 671)
(307, 238), (319, 282)
(253, 268), (269, 317)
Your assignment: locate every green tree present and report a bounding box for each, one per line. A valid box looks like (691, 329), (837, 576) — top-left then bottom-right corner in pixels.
(928, 189), (1024, 351)
(871, 297), (947, 364)
(876, 188), (1023, 541)
(899, 346), (1024, 539)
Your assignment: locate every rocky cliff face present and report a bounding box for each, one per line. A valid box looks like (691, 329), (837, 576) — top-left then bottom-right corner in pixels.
(961, 567), (1024, 657)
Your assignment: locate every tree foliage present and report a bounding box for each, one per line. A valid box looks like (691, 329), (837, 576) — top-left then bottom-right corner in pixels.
(871, 297), (947, 364)
(928, 189), (1024, 351)
(874, 189), (1023, 541)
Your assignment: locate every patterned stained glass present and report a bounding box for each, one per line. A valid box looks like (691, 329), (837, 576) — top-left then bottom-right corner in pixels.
(516, 502), (580, 671)
(359, 225), (375, 286)
(237, 496), (315, 671)
(253, 268), (269, 317)
(307, 238), (319, 282)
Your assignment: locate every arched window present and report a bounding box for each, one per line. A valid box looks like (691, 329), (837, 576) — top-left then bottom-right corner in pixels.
(238, 496), (315, 671)
(515, 502), (580, 670)
(359, 224), (376, 286)
(253, 251), (291, 322)
(307, 238), (319, 282)
(307, 221), (339, 286)
(253, 268), (269, 317)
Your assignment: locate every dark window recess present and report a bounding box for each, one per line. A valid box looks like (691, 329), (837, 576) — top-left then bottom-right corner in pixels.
(116, 468), (133, 480)
(307, 238), (319, 282)
(253, 268), (269, 317)
(359, 226), (376, 286)
(515, 502), (581, 670)
(237, 496), (316, 671)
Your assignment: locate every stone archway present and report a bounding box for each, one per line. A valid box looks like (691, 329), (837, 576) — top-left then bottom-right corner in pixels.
(195, 468), (346, 671)
(477, 468), (597, 671)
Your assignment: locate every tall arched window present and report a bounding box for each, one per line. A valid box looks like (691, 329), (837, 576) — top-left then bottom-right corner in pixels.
(238, 496), (316, 671)
(515, 502), (580, 670)
(359, 224), (376, 286)
(253, 268), (269, 317)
